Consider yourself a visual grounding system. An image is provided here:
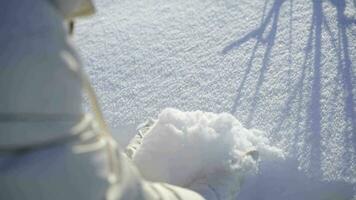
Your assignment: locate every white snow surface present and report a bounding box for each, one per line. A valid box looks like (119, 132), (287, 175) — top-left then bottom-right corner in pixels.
(75, 0), (356, 199)
(132, 108), (283, 186)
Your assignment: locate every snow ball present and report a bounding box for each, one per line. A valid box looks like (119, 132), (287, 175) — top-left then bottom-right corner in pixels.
(132, 108), (284, 187)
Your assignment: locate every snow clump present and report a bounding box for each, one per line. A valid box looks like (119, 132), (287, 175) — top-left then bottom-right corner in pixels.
(132, 108), (284, 187)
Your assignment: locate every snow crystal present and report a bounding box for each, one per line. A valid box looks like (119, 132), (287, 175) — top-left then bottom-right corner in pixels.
(132, 108), (283, 187)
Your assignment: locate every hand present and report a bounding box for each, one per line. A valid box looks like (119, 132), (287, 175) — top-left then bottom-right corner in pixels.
(125, 118), (155, 158)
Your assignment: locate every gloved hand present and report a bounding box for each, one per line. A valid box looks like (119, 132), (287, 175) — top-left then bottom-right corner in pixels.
(125, 118), (155, 159)
(126, 122), (259, 200)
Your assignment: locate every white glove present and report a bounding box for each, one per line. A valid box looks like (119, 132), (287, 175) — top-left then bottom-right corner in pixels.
(125, 118), (155, 159)
(127, 124), (258, 200)
(126, 115), (259, 200)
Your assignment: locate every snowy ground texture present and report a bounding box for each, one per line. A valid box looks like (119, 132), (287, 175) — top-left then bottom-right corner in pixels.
(75, 0), (356, 199)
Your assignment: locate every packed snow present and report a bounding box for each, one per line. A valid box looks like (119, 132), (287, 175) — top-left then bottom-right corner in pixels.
(132, 108), (283, 187)
(75, 0), (356, 199)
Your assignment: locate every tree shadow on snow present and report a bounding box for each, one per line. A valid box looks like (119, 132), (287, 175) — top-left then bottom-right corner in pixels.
(237, 158), (356, 200)
(223, 0), (285, 129)
(273, 0), (355, 179)
(222, 0), (355, 197)
(328, 0), (356, 179)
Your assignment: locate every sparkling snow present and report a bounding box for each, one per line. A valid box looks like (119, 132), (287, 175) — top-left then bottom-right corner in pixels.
(75, 0), (356, 199)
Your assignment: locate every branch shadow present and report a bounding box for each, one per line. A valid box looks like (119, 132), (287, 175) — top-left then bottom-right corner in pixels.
(221, 0), (356, 198)
(271, 0), (313, 151)
(223, 0), (355, 184)
(224, 0), (286, 128)
(307, 0), (323, 179)
(272, 0), (355, 179)
(273, 0), (323, 179)
(237, 158), (356, 200)
(329, 0), (356, 178)
(228, 0), (270, 115)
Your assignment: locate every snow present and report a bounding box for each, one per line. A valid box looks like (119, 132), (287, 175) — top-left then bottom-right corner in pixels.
(132, 108), (283, 187)
(74, 0), (356, 199)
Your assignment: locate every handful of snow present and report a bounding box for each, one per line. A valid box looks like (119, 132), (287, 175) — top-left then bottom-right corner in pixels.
(132, 108), (283, 187)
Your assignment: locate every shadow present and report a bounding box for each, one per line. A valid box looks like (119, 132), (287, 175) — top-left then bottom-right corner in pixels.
(272, 0), (355, 178)
(275, 0), (323, 178)
(229, 0), (270, 114)
(225, 0), (286, 125)
(315, 0), (356, 178)
(271, 14), (313, 152)
(245, 0), (283, 127)
(237, 158), (356, 200)
(224, 0), (355, 184)
(329, 0), (356, 178)
(287, 0), (294, 88)
(306, 0), (323, 179)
